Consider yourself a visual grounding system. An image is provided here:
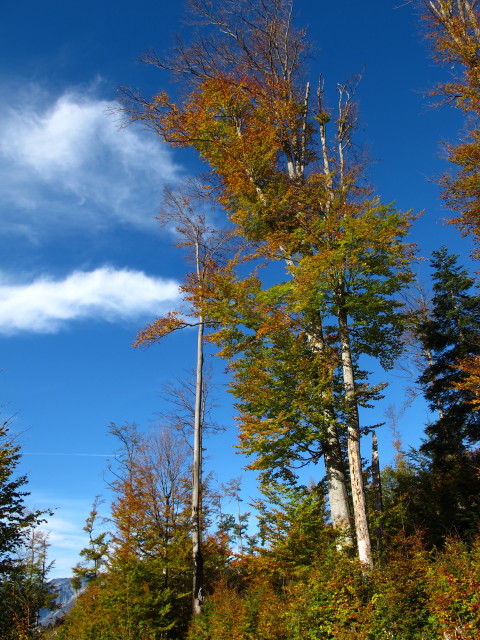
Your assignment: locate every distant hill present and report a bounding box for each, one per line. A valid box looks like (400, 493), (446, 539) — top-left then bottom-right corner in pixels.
(39, 577), (86, 627)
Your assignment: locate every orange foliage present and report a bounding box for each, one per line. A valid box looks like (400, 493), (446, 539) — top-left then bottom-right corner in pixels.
(454, 354), (480, 410)
(134, 311), (195, 347)
(424, 0), (480, 253)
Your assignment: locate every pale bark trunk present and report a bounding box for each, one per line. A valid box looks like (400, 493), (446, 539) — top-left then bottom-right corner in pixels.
(306, 322), (353, 544)
(371, 431), (383, 550)
(192, 316), (204, 615)
(337, 299), (373, 569)
(323, 423), (352, 546)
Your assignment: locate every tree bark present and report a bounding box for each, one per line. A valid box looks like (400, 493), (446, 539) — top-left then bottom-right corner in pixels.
(192, 316), (204, 615)
(305, 322), (353, 545)
(337, 298), (373, 569)
(323, 423), (352, 546)
(371, 431), (383, 550)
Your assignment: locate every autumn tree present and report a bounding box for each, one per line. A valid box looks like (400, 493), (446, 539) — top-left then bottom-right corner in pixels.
(454, 353), (480, 408)
(123, 0), (351, 556)
(122, 0), (416, 569)
(57, 562), (179, 640)
(70, 423), (195, 638)
(59, 421), (236, 639)
(422, 0), (480, 399)
(423, 0), (480, 252)
(108, 423), (191, 573)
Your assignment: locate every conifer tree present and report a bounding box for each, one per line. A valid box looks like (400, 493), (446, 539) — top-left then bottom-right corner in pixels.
(0, 418), (55, 638)
(417, 247), (480, 465)
(71, 498), (109, 590)
(0, 420), (43, 568)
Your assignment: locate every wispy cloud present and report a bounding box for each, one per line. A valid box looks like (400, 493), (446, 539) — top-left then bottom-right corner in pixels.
(0, 85), (182, 239)
(39, 507), (109, 577)
(0, 266), (180, 335)
(43, 516), (90, 552)
(24, 452), (111, 457)
(26, 494), (108, 578)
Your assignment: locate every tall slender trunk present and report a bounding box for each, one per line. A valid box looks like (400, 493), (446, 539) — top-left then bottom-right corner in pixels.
(192, 316), (204, 615)
(371, 431), (383, 551)
(337, 295), (373, 569)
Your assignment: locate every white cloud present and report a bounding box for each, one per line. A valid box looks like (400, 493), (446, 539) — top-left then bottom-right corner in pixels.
(24, 494), (107, 578)
(42, 517), (88, 551)
(0, 266), (180, 335)
(0, 86), (183, 238)
(38, 505), (109, 578)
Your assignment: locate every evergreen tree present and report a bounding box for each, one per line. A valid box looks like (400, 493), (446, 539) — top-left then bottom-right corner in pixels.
(380, 447), (480, 547)
(0, 418), (55, 638)
(0, 419), (41, 568)
(417, 247), (480, 465)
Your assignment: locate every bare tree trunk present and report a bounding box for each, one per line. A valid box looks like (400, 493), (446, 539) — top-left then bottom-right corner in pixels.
(371, 431), (383, 551)
(192, 316), (204, 615)
(337, 301), (373, 569)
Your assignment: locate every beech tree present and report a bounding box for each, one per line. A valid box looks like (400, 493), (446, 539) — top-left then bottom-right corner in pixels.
(123, 0), (415, 569)
(123, 0), (351, 556)
(108, 424), (191, 569)
(454, 354), (480, 409)
(423, 0), (480, 252)
(61, 423), (235, 639)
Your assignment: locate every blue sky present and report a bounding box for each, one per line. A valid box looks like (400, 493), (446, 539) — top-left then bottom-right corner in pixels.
(0, 0), (476, 577)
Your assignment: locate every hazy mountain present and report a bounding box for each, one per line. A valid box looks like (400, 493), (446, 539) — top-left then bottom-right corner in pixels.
(39, 577), (86, 627)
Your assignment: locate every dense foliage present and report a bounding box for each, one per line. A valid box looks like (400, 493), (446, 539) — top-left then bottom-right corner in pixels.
(417, 247), (480, 464)
(188, 533), (480, 640)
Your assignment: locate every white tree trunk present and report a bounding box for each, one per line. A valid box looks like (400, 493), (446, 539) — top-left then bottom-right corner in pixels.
(192, 316), (204, 615)
(371, 431), (383, 549)
(305, 322), (353, 544)
(323, 423), (352, 546)
(337, 303), (373, 569)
